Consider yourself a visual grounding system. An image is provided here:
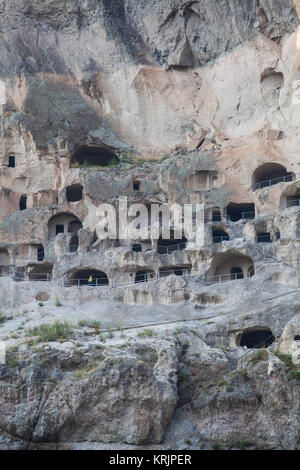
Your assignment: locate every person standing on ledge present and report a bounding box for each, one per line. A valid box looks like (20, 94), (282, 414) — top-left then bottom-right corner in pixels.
(88, 275), (93, 286)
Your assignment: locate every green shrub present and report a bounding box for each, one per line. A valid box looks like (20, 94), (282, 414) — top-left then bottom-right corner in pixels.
(288, 370), (300, 381)
(274, 351), (293, 368)
(78, 320), (101, 331)
(0, 315), (7, 325)
(29, 321), (73, 342)
(144, 329), (154, 337)
(226, 384), (234, 392)
(227, 440), (253, 450)
(249, 349), (268, 364)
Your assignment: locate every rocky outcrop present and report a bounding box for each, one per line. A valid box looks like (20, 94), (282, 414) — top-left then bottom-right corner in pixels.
(0, 328), (299, 450)
(0, 339), (178, 445)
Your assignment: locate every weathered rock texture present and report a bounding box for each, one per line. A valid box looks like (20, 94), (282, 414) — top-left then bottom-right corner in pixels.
(0, 0), (300, 451)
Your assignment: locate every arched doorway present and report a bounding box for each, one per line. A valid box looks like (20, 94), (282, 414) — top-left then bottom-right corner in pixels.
(252, 163), (294, 191)
(206, 251), (254, 285)
(237, 328), (274, 348)
(48, 213), (82, 240)
(69, 269), (109, 286)
(212, 229), (229, 243)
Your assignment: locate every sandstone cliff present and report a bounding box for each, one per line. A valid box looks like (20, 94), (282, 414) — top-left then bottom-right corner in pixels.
(0, 0), (300, 451)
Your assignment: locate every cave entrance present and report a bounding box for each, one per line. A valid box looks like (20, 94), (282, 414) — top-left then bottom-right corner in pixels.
(66, 184), (83, 202)
(252, 163), (294, 191)
(212, 209), (222, 222)
(157, 233), (187, 254)
(28, 264), (53, 281)
(286, 192), (300, 208)
(20, 195), (27, 211)
(230, 266), (244, 280)
(227, 203), (255, 222)
(132, 244), (142, 252)
(212, 229), (229, 243)
(237, 328), (274, 348)
(8, 156), (15, 168)
(135, 271), (148, 283)
(133, 180), (141, 191)
(71, 146), (119, 168)
(256, 232), (271, 243)
(70, 269), (109, 286)
(37, 245), (45, 261)
(48, 213), (82, 239)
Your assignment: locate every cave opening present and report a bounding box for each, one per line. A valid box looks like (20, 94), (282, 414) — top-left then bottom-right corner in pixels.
(70, 269), (109, 286)
(238, 328), (274, 348)
(71, 145), (119, 168)
(66, 184), (83, 202)
(230, 266), (244, 280)
(227, 203), (255, 222)
(252, 163), (294, 190)
(28, 264), (53, 281)
(135, 270), (148, 283)
(212, 209), (222, 222)
(157, 234), (187, 254)
(212, 229), (229, 243)
(286, 192), (300, 208)
(20, 195), (27, 211)
(37, 244), (44, 261)
(8, 156), (15, 168)
(133, 180), (140, 191)
(132, 244), (142, 252)
(256, 232), (271, 243)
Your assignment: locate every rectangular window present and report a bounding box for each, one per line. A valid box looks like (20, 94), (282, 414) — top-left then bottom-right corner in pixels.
(8, 156), (15, 168)
(132, 244), (142, 252)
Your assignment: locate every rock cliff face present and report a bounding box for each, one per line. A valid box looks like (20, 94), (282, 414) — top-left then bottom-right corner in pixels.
(0, 0), (300, 450)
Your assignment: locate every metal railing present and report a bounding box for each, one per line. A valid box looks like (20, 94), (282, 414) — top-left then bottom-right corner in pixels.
(227, 211), (255, 222)
(12, 273), (51, 282)
(157, 242), (186, 254)
(62, 277), (109, 287)
(212, 235), (230, 243)
(158, 267), (191, 278)
(286, 198), (300, 208)
(252, 174), (294, 191)
(204, 270), (254, 286)
(256, 234), (272, 243)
